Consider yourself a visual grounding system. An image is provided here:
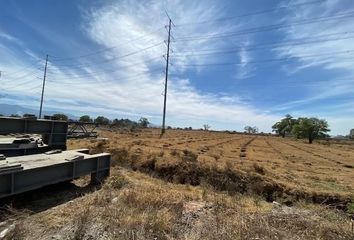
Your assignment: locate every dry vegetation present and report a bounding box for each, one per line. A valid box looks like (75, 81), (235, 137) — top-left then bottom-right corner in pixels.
(1, 128), (354, 239)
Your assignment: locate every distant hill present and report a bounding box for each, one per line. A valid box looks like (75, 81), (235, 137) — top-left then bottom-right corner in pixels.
(0, 104), (77, 119)
(0, 104), (37, 116)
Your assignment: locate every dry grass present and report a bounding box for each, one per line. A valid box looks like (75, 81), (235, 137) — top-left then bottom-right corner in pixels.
(2, 128), (354, 239)
(68, 129), (354, 206)
(3, 168), (353, 239)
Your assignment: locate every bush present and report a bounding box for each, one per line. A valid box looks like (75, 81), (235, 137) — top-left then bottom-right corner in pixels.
(182, 150), (198, 162)
(253, 164), (265, 175)
(106, 175), (128, 189)
(347, 202), (354, 214)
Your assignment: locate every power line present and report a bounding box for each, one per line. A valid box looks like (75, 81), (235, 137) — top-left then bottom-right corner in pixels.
(2, 69), (42, 81)
(174, 0), (326, 26)
(1, 61), (43, 77)
(48, 41), (164, 68)
(173, 11), (354, 42)
(1, 78), (42, 91)
(49, 27), (165, 61)
(171, 33), (354, 58)
(46, 56), (163, 79)
(47, 69), (163, 85)
(173, 50), (354, 67)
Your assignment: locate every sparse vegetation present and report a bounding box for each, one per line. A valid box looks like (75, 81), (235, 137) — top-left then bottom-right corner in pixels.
(2, 128), (354, 239)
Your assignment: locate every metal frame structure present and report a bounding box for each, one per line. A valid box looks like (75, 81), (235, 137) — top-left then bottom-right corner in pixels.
(0, 117), (111, 199)
(0, 117), (67, 156)
(67, 121), (98, 139)
(0, 149), (111, 199)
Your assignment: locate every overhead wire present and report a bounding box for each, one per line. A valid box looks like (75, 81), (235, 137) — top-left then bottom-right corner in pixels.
(45, 56), (163, 80)
(170, 31), (354, 57)
(174, 0), (326, 26)
(49, 27), (165, 61)
(48, 41), (164, 69)
(172, 50), (354, 67)
(1, 61), (43, 77)
(47, 68), (163, 85)
(173, 11), (354, 42)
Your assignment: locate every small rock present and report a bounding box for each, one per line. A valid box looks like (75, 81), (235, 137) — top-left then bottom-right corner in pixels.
(111, 197), (118, 204)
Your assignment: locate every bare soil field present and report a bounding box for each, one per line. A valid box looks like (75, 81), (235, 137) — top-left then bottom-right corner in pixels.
(1, 129), (354, 239)
(70, 129), (354, 201)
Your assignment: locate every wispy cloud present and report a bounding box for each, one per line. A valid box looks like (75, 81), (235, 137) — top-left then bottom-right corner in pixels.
(43, 1), (271, 130)
(4, 0), (353, 134)
(269, 0), (354, 122)
(0, 32), (22, 46)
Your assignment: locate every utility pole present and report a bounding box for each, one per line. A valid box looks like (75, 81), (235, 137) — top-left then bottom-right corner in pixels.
(161, 18), (172, 136)
(39, 54), (48, 119)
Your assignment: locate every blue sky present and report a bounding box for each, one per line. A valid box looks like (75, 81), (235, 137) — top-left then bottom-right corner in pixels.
(0, 0), (354, 135)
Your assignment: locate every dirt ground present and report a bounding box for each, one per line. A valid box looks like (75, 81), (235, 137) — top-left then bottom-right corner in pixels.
(69, 129), (354, 198)
(1, 128), (354, 239)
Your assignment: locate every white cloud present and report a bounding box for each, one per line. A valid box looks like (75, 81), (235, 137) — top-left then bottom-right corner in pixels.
(0, 0), (319, 133)
(0, 32), (22, 46)
(235, 40), (254, 79)
(275, 0), (354, 72)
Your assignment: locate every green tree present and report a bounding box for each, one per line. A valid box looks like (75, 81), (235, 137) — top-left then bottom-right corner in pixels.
(203, 124), (211, 131)
(244, 126), (258, 134)
(272, 114), (296, 137)
(138, 117), (149, 128)
(94, 116), (110, 125)
(292, 117), (330, 144)
(79, 115), (92, 123)
(52, 113), (68, 121)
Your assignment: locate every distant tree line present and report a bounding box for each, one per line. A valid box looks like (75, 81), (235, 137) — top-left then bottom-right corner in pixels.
(1, 112), (152, 130)
(77, 115), (150, 128)
(272, 114), (330, 144)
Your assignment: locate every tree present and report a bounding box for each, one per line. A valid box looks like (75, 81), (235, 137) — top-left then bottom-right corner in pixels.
(79, 115), (92, 123)
(138, 117), (149, 128)
(244, 126), (258, 134)
(203, 124), (211, 131)
(111, 118), (139, 128)
(10, 114), (20, 117)
(291, 117), (330, 144)
(272, 114), (296, 137)
(94, 116), (110, 125)
(52, 113), (68, 121)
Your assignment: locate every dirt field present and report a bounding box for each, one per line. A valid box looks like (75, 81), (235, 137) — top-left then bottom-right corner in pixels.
(1, 128), (354, 239)
(70, 129), (354, 199)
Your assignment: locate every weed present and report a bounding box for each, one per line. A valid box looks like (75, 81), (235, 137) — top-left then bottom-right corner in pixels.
(105, 175), (128, 189)
(253, 163), (265, 175)
(110, 147), (130, 166)
(73, 208), (90, 240)
(182, 149), (198, 162)
(170, 148), (179, 157)
(347, 202), (354, 214)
